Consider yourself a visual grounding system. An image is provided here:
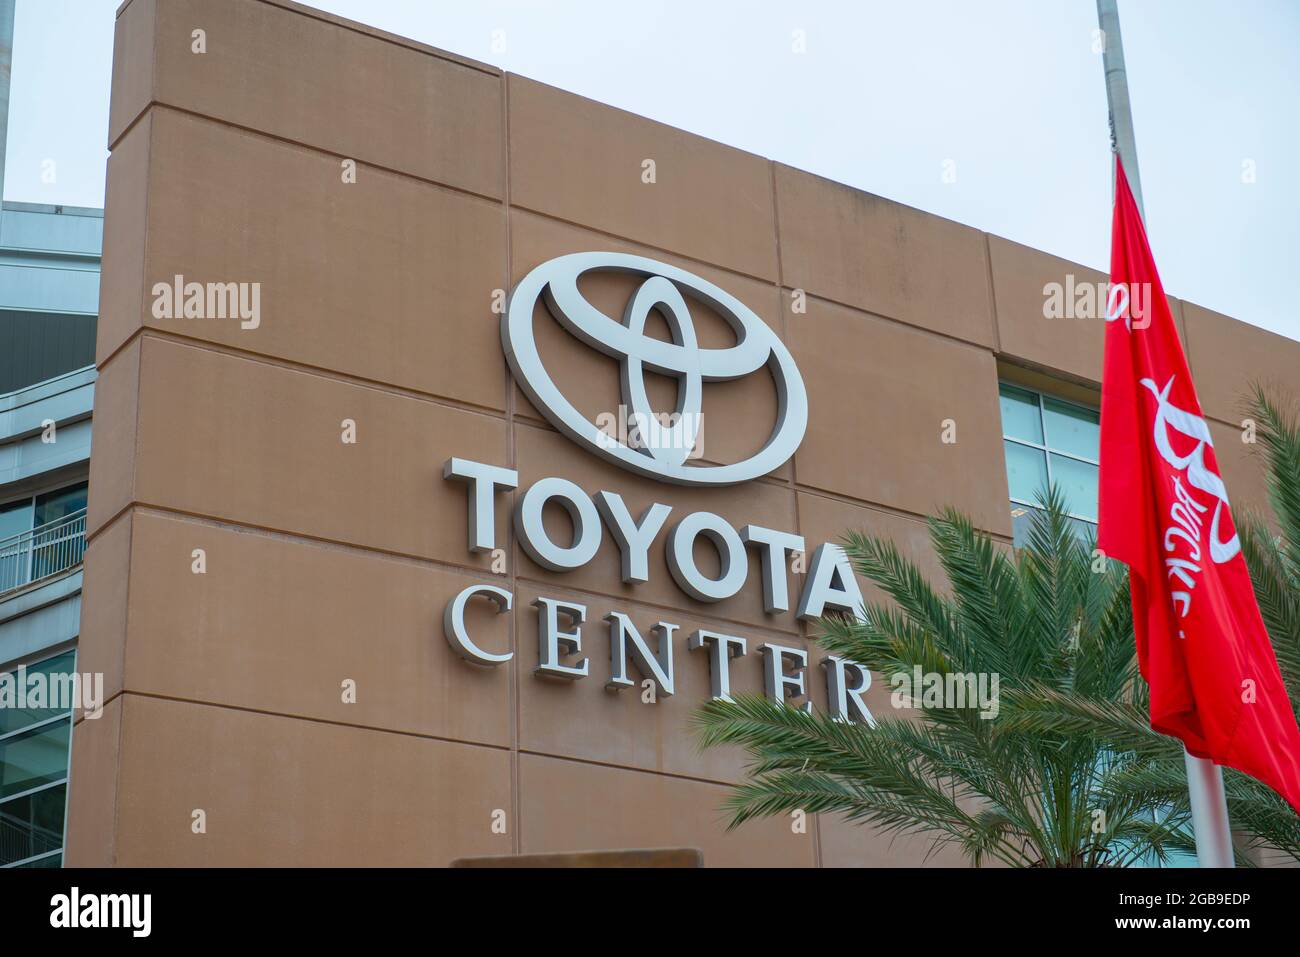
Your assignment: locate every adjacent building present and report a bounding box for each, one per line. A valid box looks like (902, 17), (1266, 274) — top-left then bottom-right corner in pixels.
(0, 200), (102, 868)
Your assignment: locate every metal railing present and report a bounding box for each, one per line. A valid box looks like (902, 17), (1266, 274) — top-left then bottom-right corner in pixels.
(0, 508), (87, 596)
(0, 791), (65, 867)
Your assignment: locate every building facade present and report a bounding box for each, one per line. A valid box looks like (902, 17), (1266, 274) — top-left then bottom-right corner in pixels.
(49, 0), (1300, 867)
(0, 199), (102, 868)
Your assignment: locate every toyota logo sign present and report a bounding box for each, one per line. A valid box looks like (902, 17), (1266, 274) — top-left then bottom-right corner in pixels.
(502, 252), (808, 486)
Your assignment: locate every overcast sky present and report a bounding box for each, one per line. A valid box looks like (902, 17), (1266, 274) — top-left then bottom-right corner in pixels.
(8, 0), (1298, 341)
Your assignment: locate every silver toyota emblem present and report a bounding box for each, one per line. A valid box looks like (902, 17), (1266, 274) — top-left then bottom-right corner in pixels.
(503, 252), (807, 486)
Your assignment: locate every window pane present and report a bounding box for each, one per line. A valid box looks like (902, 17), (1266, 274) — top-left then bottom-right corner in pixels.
(1050, 454), (1099, 521)
(33, 483), (88, 526)
(0, 718), (70, 800)
(0, 499), (33, 593)
(0, 498), (32, 539)
(0, 783), (66, 865)
(999, 384), (1043, 443)
(0, 652), (77, 736)
(1004, 441), (1048, 503)
(1042, 398), (1099, 459)
(1066, 516), (1097, 543)
(1011, 505), (1096, 548)
(1010, 504), (1038, 548)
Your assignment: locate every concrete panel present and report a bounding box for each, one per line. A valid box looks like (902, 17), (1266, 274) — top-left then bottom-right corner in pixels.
(1209, 418), (1272, 525)
(988, 234), (1106, 384)
(513, 580), (818, 783)
(107, 0), (156, 147)
(64, 695), (123, 868)
(776, 164), (995, 347)
(106, 695), (512, 866)
(128, 108), (508, 409)
(128, 336), (509, 570)
(76, 515), (131, 706)
(85, 338), (140, 535)
(1184, 301), (1300, 425)
(118, 0), (503, 197)
(788, 295), (1011, 535)
(518, 752), (815, 867)
(508, 75), (779, 281)
(112, 509), (513, 747)
(819, 812), (970, 868)
(97, 111), (152, 365)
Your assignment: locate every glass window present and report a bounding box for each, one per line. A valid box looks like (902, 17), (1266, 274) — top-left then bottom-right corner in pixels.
(0, 718), (71, 801)
(1011, 506), (1096, 548)
(1050, 454), (1100, 523)
(999, 383), (1043, 443)
(33, 483), (87, 526)
(0, 499), (34, 592)
(0, 651), (76, 868)
(0, 652), (76, 737)
(0, 498), (32, 540)
(999, 382), (1101, 543)
(0, 484), (89, 592)
(1043, 397), (1100, 460)
(1004, 441), (1049, 503)
(0, 784), (66, 866)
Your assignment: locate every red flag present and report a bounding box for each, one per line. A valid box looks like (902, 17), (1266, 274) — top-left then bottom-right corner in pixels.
(1098, 157), (1300, 813)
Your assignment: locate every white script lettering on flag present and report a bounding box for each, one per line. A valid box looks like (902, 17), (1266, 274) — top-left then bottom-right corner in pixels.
(1138, 374), (1241, 632)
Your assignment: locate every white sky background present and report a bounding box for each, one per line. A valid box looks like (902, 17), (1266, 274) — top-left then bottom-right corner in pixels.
(8, 0), (1299, 342)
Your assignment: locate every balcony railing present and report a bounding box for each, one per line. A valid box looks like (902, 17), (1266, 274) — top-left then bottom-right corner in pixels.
(0, 791), (65, 867)
(0, 508), (87, 597)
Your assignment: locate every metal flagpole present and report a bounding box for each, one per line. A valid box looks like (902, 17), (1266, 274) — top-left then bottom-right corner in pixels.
(1094, 0), (1235, 868)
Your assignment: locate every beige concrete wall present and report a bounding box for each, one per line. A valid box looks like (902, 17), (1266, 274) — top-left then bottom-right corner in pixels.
(67, 0), (1300, 866)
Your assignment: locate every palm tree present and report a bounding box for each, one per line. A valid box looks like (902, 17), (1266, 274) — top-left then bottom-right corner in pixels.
(694, 488), (1189, 866)
(1229, 387), (1300, 860)
(1019, 386), (1300, 864)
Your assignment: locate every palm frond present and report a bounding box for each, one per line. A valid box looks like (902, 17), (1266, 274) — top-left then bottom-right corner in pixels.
(696, 389), (1300, 866)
